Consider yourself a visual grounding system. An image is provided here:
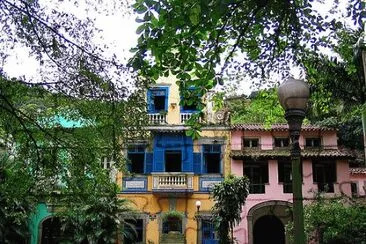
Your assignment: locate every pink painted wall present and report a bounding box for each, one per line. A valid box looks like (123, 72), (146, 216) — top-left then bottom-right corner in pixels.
(350, 173), (366, 197)
(231, 128), (352, 244)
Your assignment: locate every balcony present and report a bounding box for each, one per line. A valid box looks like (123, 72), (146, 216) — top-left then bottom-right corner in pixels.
(148, 113), (167, 124)
(152, 172), (194, 193)
(180, 113), (193, 123)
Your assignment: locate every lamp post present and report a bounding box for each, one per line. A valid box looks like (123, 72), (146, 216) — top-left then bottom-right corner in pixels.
(195, 200), (202, 243)
(278, 77), (309, 244)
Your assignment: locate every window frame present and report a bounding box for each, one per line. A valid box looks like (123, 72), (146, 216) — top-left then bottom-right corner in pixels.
(243, 160), (269, 194)
(147, 87), (169, 113)
(305, 137), (322, 148)
(274, 137), (290, 148)
(165, 149), (182, 172)
(312, 160), (337, 193)
(243, 138), (260, 149)
(202, 144), (222, 174)
(351, 182), (358, 197)
(127, 145), (146, 174)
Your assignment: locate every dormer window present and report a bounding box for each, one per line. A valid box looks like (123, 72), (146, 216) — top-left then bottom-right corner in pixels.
(243, 138), (259, 148)
(147, 87), (169, 113)
(305, 138), (321, 148)
(274, 138), (289, 148)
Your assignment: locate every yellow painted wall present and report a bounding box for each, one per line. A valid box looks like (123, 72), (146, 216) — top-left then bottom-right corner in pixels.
(123, 77), (230, 243)
(118, 193), (214, 244)
(149, 75), (182, 125)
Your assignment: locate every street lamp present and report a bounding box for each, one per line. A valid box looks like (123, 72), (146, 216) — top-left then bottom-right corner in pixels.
(195, 200), (201, 214)
(195, 200), (202, 243)
(278, 77), (309, 244)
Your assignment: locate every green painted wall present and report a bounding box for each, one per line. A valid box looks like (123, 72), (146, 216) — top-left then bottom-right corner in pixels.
(29, 203), (52, 244)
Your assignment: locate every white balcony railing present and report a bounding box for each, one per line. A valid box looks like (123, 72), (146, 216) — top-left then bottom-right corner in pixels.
(152, 173), (194, 191)
(180, 113), (193, 123)
(148, 113), (167, 124)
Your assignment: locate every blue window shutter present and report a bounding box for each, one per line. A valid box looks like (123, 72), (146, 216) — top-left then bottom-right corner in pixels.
(153, 135), (164, 172)
(182, 136), (193, 172)
(145, 152), (153, 173)
(147, 89), (154, 112)
(153, 148), (164, 172)
(193, 153), (201, 174)
(164, 87), (169, 111)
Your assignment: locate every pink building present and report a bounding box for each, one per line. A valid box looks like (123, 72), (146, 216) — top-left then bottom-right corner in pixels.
(230, 124), (355, 244)
(349, 167), (366, 197)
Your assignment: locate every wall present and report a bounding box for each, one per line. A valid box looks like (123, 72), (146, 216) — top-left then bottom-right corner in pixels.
(29, 203), (52, 244)
(230, 128), (352, 244)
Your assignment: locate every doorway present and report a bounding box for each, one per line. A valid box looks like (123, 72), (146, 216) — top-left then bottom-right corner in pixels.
(253, 215), (285, 244)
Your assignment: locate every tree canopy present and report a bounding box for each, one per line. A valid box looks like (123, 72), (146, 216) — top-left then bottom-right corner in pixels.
(0, 75), (146, 242)
(211, 174), (250, 244)
(226, 88), (286, 125)
(286, 194), (366, 244)
(129, 0), (362, 134)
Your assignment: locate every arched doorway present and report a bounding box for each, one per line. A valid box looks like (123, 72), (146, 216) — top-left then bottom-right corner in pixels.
(41, 217), (63, 244)
(40, 217), (77, 244)
(253, 215), (285, 244)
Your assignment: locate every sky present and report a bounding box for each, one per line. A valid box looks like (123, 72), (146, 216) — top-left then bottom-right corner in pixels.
(1, 0), (354, 96)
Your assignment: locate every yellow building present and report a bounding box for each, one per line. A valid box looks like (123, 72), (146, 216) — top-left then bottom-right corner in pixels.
(117, 77), (230, 244)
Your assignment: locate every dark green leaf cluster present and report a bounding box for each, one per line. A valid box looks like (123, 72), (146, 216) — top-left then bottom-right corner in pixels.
(287, 194), (366, 244)
(304, 27), (365, 152)
(227, 88), (286, 125)
(0, 155), (36, 243)
(211, 174), (250, 244)
(129, 0), (355, 135)
(0, 75), (147, 242)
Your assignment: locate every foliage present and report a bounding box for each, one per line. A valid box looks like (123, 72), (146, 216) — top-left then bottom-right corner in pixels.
(129, 0), (361, 134)
(0, 1), (148, 242)
(0, 75), (146, 242)
(161, 210), (184, 221)
(286, 194), (366, 244)
(59, 187), (133, 243)
(0, 154), (36, 243)
(304, 27), (365, 151)
(227, 88), (286, 125)
(0, 0), (135, 100)
(211, 174), (250, 244)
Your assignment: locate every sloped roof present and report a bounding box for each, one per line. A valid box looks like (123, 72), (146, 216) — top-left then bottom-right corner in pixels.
(230, 148), (355, 159)
(231, 123), (336, 132)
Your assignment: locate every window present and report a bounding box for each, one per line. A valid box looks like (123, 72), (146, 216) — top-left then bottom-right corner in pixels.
(312, 160), (336, 193)
(127, 145), (145, 174)
(124, 219), (144, 243)
(147, 87), (168, 113)
(278, 160), (292, 193)
(243, 138), (259, 148)
(203, 144), (221, 174)
(306, 138), (321, 148)
(165, 150), (182, 172)
(244, 160), (268, 193)
(274, 138), (289, 148)
(163, 216), (182, 234)
(101, 156), (114, 169)
(351, 182), (358, 197)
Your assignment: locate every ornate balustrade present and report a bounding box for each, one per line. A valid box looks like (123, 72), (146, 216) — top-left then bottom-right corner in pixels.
(148, 113), (167, 124)
(152, 173), (194, 192)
